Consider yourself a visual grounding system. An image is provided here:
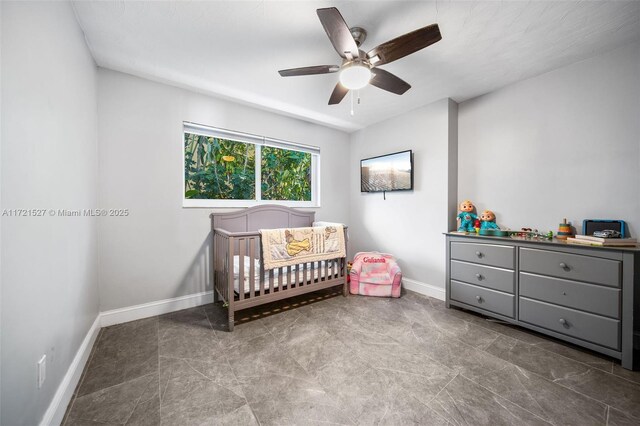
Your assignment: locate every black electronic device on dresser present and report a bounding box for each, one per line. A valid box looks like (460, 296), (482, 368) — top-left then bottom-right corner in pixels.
(445, 233), (640, 370)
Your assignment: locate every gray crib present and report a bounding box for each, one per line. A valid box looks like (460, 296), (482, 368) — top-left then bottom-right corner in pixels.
(211, 205), (348, 331)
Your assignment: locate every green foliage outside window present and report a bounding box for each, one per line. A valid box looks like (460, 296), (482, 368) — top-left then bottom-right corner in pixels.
(184, 132), (312, 201)
(261, 146), (311, 201)
(184, 133), (255, 200)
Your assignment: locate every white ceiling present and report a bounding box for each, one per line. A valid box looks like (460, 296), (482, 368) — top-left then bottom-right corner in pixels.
(72, 1), (640, 132)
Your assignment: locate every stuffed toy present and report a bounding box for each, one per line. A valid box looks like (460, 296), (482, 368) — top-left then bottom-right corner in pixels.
(457, 200), (478, 232)
(480, 210), (500, 230)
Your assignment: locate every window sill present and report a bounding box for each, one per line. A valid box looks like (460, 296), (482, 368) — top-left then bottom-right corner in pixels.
(182, 199), (320, 209)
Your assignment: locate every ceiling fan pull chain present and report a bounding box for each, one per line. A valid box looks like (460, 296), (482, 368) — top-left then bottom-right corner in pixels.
(350, 91), (355, 116)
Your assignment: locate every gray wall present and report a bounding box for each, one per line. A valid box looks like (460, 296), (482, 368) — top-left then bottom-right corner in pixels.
(97, 69), (350, 311)
(0, 2), (3, 422)
(1, 2), (100, 425)
(458, 41), (640, 236)
(349, 98), (458, 290)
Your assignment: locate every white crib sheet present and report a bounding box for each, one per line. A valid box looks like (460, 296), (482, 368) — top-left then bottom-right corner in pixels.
(232, 255), (334, 294)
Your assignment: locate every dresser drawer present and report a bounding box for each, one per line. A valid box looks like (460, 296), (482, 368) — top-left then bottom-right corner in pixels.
(451, 260), (514, 294)
(450, 242), (514, 269)
(450, 280), (514, 318)
(519, 297), (620, 350)
(519, 248), (620, 287)
(520, 272), (620, 318)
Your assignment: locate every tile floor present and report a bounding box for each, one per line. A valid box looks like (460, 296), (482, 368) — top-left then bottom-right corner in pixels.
(63, 288), (640, 425)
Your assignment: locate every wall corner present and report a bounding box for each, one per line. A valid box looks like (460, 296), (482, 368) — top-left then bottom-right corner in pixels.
(447, 98), (459, 232)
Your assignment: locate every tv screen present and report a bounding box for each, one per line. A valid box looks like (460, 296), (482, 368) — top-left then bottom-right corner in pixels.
(361, 150), (413, 192)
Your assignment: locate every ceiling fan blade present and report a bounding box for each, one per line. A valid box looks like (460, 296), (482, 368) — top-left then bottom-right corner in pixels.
(278, 65), (340, 77)
(328, 82), (349, 105)
(369, 68), (411, 95)
(317, 7), (359, 59)
(367, 23), (441, 66)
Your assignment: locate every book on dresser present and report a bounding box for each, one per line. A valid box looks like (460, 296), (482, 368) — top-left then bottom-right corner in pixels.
(567, 235), (637, 246)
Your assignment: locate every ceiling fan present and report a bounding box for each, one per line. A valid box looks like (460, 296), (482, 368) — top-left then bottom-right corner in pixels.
(278, 7), (442, 105)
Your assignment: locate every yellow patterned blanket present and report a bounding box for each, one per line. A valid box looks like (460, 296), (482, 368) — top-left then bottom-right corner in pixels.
(259, 225), (346, 270)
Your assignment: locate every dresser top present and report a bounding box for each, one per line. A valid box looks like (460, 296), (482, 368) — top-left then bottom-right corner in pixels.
(445, 232), (640, 253)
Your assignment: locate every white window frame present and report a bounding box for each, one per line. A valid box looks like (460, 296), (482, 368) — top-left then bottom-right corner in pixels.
(182, 122), (321, 208)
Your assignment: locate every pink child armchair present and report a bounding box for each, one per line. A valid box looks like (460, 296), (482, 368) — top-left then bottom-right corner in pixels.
(350, 252), (402, 298)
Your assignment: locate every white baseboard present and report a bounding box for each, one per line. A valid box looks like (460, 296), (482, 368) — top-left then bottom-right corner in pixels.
(40, 315), (101, 426)
(40, 284), (436, 425)
(403, 278), (445, 301)
(100, 290), (214, 327)
(40, 291), (215, 425)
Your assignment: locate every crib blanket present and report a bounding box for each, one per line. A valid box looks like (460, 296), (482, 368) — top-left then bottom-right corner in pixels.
(259, 225), (345, 270)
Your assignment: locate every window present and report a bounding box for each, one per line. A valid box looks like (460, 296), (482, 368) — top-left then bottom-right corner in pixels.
(183, 122), (320, 207)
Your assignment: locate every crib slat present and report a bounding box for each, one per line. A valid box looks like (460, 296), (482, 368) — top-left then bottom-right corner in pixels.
(238, 239), (245, 300)
(295, 263), (300, 288)
(303, 263), (308, 286)
(259, 255), (265, 297)
(269, 269), (274, 293)
(287, 266), (292, 290)
(278, 267), (283, 292)
(249, 238), (255, 298)
(325, 259), (329, 281)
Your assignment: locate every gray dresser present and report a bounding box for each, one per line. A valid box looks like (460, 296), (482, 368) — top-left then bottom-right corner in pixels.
(445, 233), (640, 370)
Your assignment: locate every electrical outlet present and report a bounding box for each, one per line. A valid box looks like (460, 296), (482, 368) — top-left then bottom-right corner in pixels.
(37, 355), (46, 389)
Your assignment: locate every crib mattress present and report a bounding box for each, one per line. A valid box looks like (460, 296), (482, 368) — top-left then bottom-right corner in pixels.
(232, 256), (336, 294)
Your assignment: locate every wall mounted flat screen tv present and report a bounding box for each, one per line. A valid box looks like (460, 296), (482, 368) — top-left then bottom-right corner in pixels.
(361, 150), (413, 193)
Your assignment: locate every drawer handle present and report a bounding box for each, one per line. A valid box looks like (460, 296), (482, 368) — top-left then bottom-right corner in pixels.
(559, 318), (569, 327)
(559, 262), (570, 271)
(476, 295), (483, 303)
(475, 251), (483, 258)
(475, 273), (483, 280)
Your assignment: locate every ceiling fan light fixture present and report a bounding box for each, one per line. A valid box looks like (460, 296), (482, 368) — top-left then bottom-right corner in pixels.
(278, 7), (442, 105)
(339, 63), (371, 90)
